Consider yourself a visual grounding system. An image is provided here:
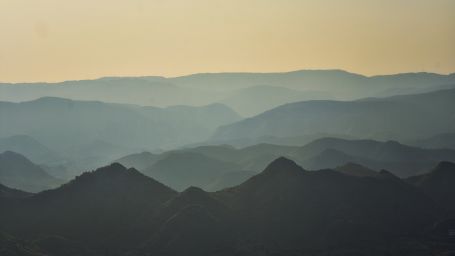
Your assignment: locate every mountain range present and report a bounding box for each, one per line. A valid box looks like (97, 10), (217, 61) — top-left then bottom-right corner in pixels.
(2, 70), (454, 116)
(213, 88), (455, 143)
(115, 137), (455, 191)
(1, 158), (454, 255)
(0, 97), (240, 175)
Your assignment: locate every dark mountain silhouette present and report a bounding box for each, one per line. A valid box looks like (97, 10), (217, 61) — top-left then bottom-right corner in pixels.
(407, 161), (455, 214)
(292, 137), (455, 177)
(335, 162), (378, 177)
(32, 235), (96, 256)
(0, 183), (31, 199)
(213, 158), (439, 254)
(136, 186), (235, 256)
(0, 163), (177, 250)
(0, 151), (62, 192)
(0, 232), (44, 256)
(144, 152), (243, 191)
(213, 88), (455, 144)
(1, 159), (454, 255)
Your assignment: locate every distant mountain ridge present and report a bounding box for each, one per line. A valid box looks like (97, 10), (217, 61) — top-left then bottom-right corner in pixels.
(0, 135), (61, 164)
(0, 97), (240, 175)
(115, 137), (455, 191)
(213, 88), (455, 143)
(2, 69), (454, 116)
(0, 151), (62, 192)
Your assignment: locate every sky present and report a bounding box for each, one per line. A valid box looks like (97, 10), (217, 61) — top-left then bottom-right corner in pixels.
(0, 0), (454, 82)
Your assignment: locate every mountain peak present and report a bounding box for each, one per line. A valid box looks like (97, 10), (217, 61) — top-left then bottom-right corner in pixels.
(85, 162), (129, 177)
(262, 157), (305, 175)
(103, 162), (127, 171)
(377, 169), (402, 181)
(182, 186), (206, 195)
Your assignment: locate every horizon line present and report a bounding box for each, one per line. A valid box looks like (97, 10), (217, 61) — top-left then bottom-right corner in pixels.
(1, 68), (454, 84)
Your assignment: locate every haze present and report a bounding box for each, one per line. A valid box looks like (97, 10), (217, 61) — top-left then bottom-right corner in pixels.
(1, 0), (454, 82)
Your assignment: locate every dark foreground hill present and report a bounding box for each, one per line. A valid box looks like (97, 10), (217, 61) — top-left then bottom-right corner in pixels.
(1, 160), (454, 255)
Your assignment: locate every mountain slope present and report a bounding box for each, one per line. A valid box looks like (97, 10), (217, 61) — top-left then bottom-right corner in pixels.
(407, 161), (455, 214)
(0, 183), (31, 199)
(0, 97), (241, 172)
(221, 85), (333, 116)
(0, 163), (177, 250)
(0, 159), (452, 255)
(213, 88), (455, 143)
(216, 158), (438, 252)
(0, 151), (62, 192)
(2, 70), (454, 117)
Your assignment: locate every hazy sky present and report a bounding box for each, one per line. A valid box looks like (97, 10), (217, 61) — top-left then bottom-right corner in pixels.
(1, 0), (454, 82)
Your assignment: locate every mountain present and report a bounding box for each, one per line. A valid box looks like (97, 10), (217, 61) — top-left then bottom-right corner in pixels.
(2, 70), (454, 116)
(214, 157), (439, 254)
(118, 143), (298, 172)
(171, 70), (455, 98)
(407, 161), (455, 214)
(0, 232), (45, 256)
(0, 76), (217, 107)
(0, 163), (177, 250)
(213, 88), (455, 143)
(137, 186), (234, 256)
(0, 183), (31, 199)
(221, 85), (333, 116)
(0, 97), (241, 174)
(0, 135), (61, 164)
(1, 159), (453, 255)
(144, 152), (243, 191)
(335, 162), (378, 177)
(292, 137), (455, 177)
(181, 143), (298, 172)
(0, 151), (62, 192)
(114, 143), (300, 191)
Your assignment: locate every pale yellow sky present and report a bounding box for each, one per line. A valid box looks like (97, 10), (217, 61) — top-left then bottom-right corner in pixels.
(0, 0), (454, 82)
